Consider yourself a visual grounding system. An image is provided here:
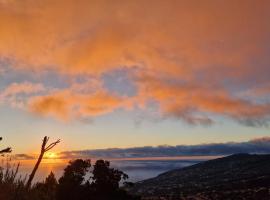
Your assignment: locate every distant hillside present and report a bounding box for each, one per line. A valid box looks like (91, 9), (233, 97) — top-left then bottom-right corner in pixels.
(129, 154), (270, 200)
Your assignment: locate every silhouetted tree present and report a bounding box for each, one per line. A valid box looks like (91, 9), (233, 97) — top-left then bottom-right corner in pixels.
(57, 159), (91, 200)
(0, 137), (11, 154)
(26, 136), (60, 189)
(45, 172), (58, 186)
(57, 159), (140, 200)
(32, 172), (58, 200)
(91, 160), (138, 200)
(44, 172), (58, 200)
(92, 160), (128, 192)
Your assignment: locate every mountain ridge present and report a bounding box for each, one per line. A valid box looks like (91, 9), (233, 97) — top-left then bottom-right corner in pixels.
(129, 153), (270, 199)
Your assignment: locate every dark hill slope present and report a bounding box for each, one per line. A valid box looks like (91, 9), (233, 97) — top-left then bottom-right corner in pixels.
(130, 154), (270, 199)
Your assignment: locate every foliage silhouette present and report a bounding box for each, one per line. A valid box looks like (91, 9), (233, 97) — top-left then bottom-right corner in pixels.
(32, 172), (58, 200)
(91, 160), (129, 200)
(0, 161), (27, 200)
(57, 159), (140, 200)
(57, 159), (91, 200)
(0, 159), (140, 200)
(0, 135), (139, 200)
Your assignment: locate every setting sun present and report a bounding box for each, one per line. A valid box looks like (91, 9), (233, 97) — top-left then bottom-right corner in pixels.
(45, 152), (58, 159)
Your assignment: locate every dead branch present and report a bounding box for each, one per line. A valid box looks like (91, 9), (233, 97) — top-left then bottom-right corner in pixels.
(0, 137), (12, 154)
(26, 136), (60, 189)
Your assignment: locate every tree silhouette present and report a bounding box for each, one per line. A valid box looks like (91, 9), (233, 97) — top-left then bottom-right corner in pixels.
(45, 171), (58, 186)
(57, 159), (91, 200)
(0, 137), (11, 154)
(26, 136), (60, 189)
(92, 160), (128, 193)
(32, 172), (58, 200)
(91, 160), (134, 200)
(57, 159), (140, 200)
(44, 171), (58, 199)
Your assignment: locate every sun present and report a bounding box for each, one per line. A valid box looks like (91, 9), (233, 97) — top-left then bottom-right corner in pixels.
(45, 152), (58, 159)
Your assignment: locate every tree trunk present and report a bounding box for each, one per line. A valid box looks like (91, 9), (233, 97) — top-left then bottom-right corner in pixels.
(26, 136), (60, 189)
(26, 151), (44, 189)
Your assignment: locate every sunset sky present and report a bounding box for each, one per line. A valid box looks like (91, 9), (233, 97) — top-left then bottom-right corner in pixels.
(0, 0), (270, 154)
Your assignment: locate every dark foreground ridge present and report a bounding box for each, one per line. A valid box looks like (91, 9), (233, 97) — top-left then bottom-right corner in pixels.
(129, 154), (270, 200)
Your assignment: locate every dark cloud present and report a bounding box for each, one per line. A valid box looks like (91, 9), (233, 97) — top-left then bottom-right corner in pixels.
(59, 137), (270, 159)
(13, 154), (35, 160)
(14, 137), (270, 161)
(237, 117), (269, 127)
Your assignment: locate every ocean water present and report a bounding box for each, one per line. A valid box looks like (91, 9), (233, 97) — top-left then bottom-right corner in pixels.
(1, 156), (218, 183)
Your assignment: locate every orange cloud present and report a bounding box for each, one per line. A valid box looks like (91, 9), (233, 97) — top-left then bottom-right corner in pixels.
(29, 94), (70, 120)
(1, 0), (270, 125)
(28, 90), (134, 121)
(1, 0), (269, 76)
(135, 74), (270, 126)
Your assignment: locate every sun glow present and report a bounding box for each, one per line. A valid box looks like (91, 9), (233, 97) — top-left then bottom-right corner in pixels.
(45, 152), (58, 159)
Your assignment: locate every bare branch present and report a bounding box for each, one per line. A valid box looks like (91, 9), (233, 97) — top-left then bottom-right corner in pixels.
(27, 136), (60, 189)
(44, 139), (61, 152)
(0, 147), (12, 154)
(0, 137), (12, 154)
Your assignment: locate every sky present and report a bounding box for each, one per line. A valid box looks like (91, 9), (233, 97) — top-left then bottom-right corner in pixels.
(0, 0), (270, 154)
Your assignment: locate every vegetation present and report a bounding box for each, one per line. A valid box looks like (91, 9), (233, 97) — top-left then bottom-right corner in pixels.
(0, 159), (140, 200)
(0, 136), (139, 200)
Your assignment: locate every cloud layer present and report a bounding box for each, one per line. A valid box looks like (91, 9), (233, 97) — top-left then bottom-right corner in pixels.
(1, 0), (270, 125)
(57, 137), (270, 159)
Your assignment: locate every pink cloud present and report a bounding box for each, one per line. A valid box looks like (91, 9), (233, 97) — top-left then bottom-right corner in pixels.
(0, 82), (45, 97)
(0, 82), (45, 108)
